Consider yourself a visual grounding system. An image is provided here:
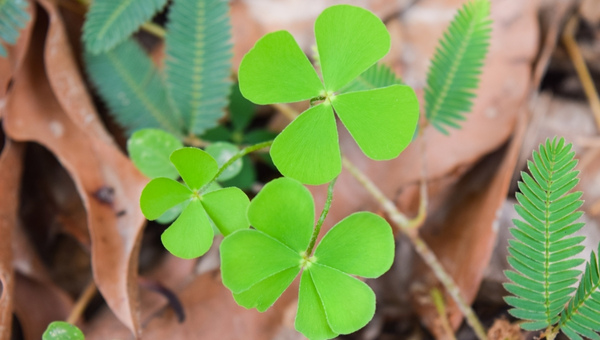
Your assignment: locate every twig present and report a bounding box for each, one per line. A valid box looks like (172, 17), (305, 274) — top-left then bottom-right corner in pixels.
(562, 15), (600, 131)
(272, 102), (488, 340)
(431, 288), (457, 340)
(66, 280), (97, 324)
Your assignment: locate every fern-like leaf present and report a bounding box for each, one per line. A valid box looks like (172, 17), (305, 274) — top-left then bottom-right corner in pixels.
(85, 38), (183, 136)
(559, 245), (600, 340)
(505, 138), (585, 331)
(424, 0), (492, 134)
(0, 0), (30, 58)
(165, 0), (233, 135)
(83, 0), (168, 54)
(338, 63), (402, 94)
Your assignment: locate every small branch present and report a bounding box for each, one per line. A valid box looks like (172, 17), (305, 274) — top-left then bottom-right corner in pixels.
(562, 15), (600, 131)
(306, 178), (337, 255)
(341, 156), (410, 227)
(183, 134), (208, 148)
(272, 103), (300, 121)
(66, 280), (97, 324)
(431, 288), (457, 340)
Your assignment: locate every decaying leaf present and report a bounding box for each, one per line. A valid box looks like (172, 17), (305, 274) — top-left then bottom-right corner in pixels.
(3, 0), (148, 336)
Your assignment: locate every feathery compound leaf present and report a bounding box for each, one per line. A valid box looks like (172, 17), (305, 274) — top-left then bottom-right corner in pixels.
(338, 63), (402, 94)
(83, 0), (168, 54)
(559, 245), (600, 339)
(0, 0), (30, 58)
(424, 0), (491, 134)
(165, 0), (233, 135)
(85, 38), (183, 137)
(505, 138), (584, 331)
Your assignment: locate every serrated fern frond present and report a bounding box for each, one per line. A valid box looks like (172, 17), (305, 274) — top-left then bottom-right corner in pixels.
(0, 0), (30, 58)
(83, 0), (168, 54)
(165, 0), (233, 135)
(424, 0), (492, 134)
(338, 63), (402, 94)
(85, 38), (183, 137)
(505, 138), (585, 331)
(559, 245), (600, 340)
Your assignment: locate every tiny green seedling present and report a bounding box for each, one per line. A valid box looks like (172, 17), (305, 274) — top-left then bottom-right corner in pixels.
(220, 177), (394, 339)
(139, 147), (249, 258)
(238, 4), (419, 185)
(43, 321), (84, 340)
(506, 138), (600, 340)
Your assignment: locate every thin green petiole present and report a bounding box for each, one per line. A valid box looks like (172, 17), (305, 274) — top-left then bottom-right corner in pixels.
(212, 140), (273, 183)
(306, 177), (337, 256)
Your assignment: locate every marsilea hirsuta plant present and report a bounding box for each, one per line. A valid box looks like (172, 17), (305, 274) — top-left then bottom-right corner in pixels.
(506, 138), (600, 340)
(136, 1), (495, 339)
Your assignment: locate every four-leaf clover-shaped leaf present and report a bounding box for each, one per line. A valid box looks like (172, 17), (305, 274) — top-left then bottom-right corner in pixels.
(140, 147), (249, 259)
(220, 177), (394, 339)
(238, 5), (419, 185)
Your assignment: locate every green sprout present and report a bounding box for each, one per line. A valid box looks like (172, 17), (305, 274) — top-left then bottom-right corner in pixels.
(238, 4), (419, 185)
(220, 177), (394, 339)
(43, 321), (84, 340)
(140, 147), (249, 259)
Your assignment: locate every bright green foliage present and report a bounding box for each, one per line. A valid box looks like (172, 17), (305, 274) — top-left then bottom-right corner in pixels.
(205, 142), (242, 181)
(339, 63), (402, 94)
(202, 83), (277, 188)
(165, 0), (233, 135)
(559, 245), (600, 339)
(220, 177), (394, 339)
(140, 147), (249, 258)
(238, 5), (419, 185)
(85, 38), (183, 136)
(0, 0), (29, 58)
(505, 138), (588, 333)
(127, 129), (183, 179)
(424, 0), (492, 134)
(43, 321), (84, 340)
(82, 0), (168, 54)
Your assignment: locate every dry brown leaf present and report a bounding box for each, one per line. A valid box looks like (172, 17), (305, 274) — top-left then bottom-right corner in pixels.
(3, 3), (148, 336)
(411, 110), (528, 337)
(0, 0), (35, 98)
(85, 268), (298, 340)
(0, 141), (24, 340)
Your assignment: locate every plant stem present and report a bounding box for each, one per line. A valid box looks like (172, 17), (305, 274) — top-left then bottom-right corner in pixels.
(212, 140), (273, 182)
(306, 178), (337, 255)
(562, 15), (600, 131)
(273, 102), (488, 340)
(66, 280), (97, 324)
(431, 288), (457, 340)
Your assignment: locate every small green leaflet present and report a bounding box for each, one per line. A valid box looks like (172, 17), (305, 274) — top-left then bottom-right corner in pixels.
(85, 38), (183, 137)
(220, 178), (394, 339)
(238, 5), (419, 185)
(140, 147), (249, 258)
(424, 0), (492, 134)
(82, 0), (168, 54)
(127, 129), (183, 179)
(165, 0), (233, 135)
(0, 0), (30, 58)
(43, 321), (84, 340)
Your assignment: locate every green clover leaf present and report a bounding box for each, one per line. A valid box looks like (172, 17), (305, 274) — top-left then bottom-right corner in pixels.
(127, 128), (184, 180)
(220, 177), (394, 339)
(238, 5), (419, 185)
(140, 147), (249, 259)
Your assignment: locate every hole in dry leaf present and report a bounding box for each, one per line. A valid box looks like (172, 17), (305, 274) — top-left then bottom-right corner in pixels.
(19, 143), (91, 296)
(0, 278), (3, 301)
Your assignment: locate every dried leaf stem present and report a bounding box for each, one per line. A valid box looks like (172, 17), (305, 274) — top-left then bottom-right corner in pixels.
(276, 103), (488, 340)
(562, 15), (600, 131)
(66, 280), (97, 325)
